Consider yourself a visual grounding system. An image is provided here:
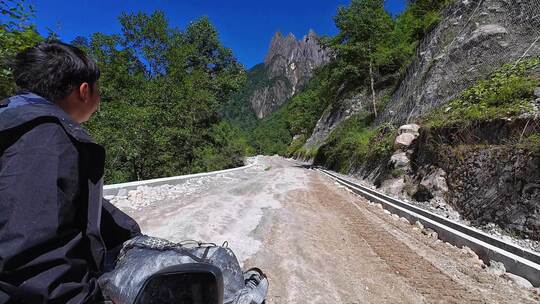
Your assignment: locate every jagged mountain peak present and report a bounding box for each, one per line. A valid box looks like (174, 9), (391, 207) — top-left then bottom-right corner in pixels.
(264, 30), (325, 66)
(264, 31), (299, 65)
(249, 30), (330, 118)
(304, 29), (317, 40)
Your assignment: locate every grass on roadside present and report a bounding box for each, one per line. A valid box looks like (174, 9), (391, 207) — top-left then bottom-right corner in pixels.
(422, 58), (540, 129)
(315, 113), (396, 173)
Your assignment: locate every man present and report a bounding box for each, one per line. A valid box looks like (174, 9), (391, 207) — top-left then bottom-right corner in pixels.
(0, 41), (141, 303)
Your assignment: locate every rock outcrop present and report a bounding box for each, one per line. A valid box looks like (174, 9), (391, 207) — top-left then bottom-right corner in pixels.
(445, 146), (540, 238)
(249, 30), (330, 118)
(305, 92), (367, 148)
(304, 88), (392, 148)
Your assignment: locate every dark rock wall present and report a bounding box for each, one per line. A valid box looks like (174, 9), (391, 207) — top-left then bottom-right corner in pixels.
(412, 119), (540, 240)
(447, 147), (540, 239)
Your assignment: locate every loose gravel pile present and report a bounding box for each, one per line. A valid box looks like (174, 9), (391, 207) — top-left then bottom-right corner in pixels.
(106, 157), (267, 211)
(107, 175), (224, 210)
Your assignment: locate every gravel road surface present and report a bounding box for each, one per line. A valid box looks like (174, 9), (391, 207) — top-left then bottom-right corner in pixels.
(110, 156), (540, 303)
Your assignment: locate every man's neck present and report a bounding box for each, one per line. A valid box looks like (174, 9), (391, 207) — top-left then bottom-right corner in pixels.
(55, 97), (84, 123)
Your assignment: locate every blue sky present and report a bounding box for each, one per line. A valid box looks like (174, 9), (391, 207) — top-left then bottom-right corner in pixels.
(30, 0), (407, 69)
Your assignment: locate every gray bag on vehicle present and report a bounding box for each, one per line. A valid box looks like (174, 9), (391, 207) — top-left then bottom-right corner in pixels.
(98, 235), (268, 304)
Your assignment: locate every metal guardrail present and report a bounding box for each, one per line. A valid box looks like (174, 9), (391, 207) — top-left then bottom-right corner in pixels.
(103, 163), (255, 196)
(317, 168), (540, 287)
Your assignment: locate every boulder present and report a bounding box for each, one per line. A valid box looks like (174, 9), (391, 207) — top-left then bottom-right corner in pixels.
(502, 273), (534, 289)
(398, 124), (420, 136)
(487, 260), (506, 276)
(394, 133), (417, 149)
(534, 87), (540, 99)
(390, 151), (410, 168)
(420, 168), (449, 195)
(394, 124), (421, 149)
(380, 177), (406, 198)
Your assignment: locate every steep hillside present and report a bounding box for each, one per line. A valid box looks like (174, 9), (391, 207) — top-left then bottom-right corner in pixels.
(249, 68), (332, 155)
(379, 0), (540, 125)
(221, 64), (265, 130)
(306, 0), (540, 149)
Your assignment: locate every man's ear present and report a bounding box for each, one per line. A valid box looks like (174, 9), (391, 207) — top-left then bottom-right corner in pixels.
(78, 82), (90, 103)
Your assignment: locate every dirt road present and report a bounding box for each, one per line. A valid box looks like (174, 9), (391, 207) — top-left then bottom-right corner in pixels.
(112, 156), (539, 303)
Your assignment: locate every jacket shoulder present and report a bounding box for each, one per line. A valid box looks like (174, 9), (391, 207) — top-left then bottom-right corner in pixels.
(0, 104), (94, 144)
(18, 122), (75, 148)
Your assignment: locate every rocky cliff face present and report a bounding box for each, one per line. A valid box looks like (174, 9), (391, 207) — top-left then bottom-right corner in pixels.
(305, 89), (389, 149)
(249, 30), (330, 118)
(380, 0), (540, 124)
(304, 93), (367, 148)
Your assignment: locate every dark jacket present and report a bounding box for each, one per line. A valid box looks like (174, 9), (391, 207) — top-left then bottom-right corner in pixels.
(0, 93), (141, 303)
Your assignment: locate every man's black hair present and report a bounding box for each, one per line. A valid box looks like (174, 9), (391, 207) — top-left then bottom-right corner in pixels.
(13, 40), (100, 102)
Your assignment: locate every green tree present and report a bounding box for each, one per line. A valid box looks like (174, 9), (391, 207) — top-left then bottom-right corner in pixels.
(0, 0), (41, 98)
(385, 0), (452, 73)
(85, 11), (248, 183)
(322, 0), (393, 117)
